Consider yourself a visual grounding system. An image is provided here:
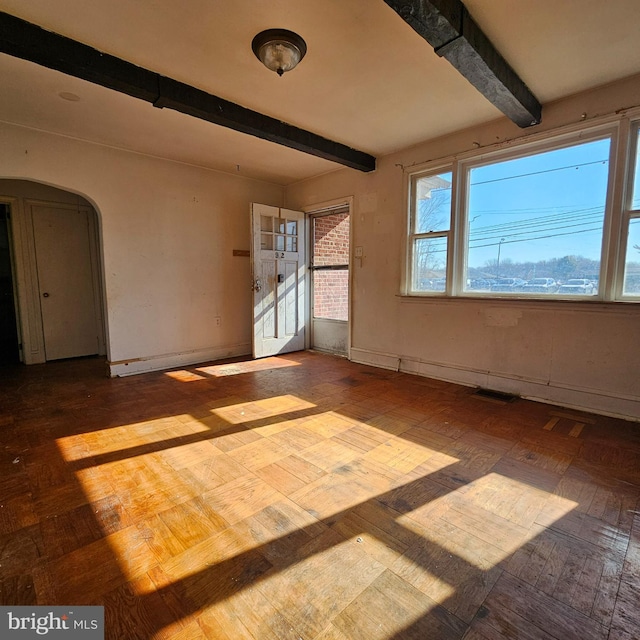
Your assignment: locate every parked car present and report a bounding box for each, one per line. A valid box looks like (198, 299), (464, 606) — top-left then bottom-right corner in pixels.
(418, 278), (446, 292)
(468, 278), (494, 291)
(521, 277), (557, 294)
(490, 278), (525, 292)
(558, 278), (596, 295)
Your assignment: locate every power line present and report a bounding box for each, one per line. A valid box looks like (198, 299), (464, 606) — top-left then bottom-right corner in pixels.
(418, 225), (602, 255)
(468, 225), (602, 250)
(470, 158), (609, 187)
(469, 208), (603, 237)
(469, 219), (603, 245)
(469, 214), (604, 244)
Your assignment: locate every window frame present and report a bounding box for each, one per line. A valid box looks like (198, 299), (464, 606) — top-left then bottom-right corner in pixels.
(403, 117), (638, 302)
(618, 119), (640, 300)
(406, 166), (454, 295)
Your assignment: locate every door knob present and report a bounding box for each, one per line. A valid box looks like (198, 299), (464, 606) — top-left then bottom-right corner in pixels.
(252, 279), (262, 292)
(42, 292), (50, 298)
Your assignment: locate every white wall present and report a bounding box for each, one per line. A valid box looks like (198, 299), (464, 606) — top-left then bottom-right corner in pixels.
(0, 122), (284, 375)
(285, 74), (640, 421)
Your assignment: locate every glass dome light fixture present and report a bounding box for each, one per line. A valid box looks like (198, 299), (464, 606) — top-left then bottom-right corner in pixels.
(252, 29), (307, 76)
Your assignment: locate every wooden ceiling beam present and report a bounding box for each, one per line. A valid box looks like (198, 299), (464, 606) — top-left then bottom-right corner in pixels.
(383, 0), (542, 127)
(0, 11), (376, 172)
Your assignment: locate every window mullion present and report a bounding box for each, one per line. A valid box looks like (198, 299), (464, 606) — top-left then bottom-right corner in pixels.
(450, 162), (464, 296)
(619, 120), (640, 298)
(405, 121), (638, 301)
(603, 119), (629, 300)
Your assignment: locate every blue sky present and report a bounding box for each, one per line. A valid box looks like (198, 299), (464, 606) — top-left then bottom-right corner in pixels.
(466, 137), (610, 269)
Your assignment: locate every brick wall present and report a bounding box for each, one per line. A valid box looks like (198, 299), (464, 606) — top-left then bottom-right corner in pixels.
(313, 212), (349, 321)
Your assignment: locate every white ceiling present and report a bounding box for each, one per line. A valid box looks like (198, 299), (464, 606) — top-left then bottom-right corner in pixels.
(1, 0), (640, 185)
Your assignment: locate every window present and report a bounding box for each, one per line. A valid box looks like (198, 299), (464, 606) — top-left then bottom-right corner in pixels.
(464, 137), (610, 296)
(405, 119), (640, 302)
(260, 215), (298, 251)
(408, 171), (452, 292)
(622, 125), (640, 297)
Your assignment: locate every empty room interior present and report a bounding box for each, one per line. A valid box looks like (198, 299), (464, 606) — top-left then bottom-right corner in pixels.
(1, 1), (640, 639)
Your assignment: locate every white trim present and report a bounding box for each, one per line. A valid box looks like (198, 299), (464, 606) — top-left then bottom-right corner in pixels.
(302, 196), (352, 215)
(402, 107), (640, 178)
(305, 196), (354, 359)
(350, 347), (400, 372)
(109, 342), (251, 377)
(2, 196), (46, 363)
(604, 118), (630, 300)
(405, 115), (638, 303)
(618, 119), (640, 300)
(350, 347), (640, 421)
(405, 167), (454, 296)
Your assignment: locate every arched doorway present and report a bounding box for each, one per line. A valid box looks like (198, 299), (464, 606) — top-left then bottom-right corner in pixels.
(0, 202), (19, 364)
(0, 180), (106, 364)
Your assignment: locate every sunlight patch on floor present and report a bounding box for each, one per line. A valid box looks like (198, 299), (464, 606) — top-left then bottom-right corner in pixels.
(211, 395), (316, 424)
(399, 472), (578, 569)
(56, 414), (211, 461)
(164, 369), (208, 382)
(196, 356), (301, 377)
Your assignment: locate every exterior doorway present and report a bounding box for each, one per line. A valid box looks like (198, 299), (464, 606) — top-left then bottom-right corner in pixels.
(309, 204), (351, 356)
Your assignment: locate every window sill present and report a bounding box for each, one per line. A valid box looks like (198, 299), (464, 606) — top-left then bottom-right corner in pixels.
(397, 293), (639, 313)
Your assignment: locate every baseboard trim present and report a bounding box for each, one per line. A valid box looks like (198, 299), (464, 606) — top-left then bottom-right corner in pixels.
(350, 348), (400, 372)
(350, 348), (640, 422)
(108, 343), (252, 377)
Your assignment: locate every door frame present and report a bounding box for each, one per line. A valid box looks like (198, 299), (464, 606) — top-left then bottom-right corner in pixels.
(303, 196), (354, 359)
(0, 200), (22, 362)
(1, 193), (106, 364)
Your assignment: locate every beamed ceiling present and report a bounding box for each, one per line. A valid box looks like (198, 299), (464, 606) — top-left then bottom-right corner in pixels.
(1, 0), (640, 185)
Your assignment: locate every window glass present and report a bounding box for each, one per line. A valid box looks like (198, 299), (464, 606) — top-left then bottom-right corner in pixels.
(414, 173), (452, 233)
(623, 218), (640, 295)
(633, 129), (640, 210)
(313, 212), (349, 267)
(261, 233), (273, 250)
(312, 210), (350, 320)
(287, 220), (298, 236)
(260, 215), (272, 232)
(464, 138), (610, 295)
(412, 236), (447, 292)
(409, 171), (452, 294)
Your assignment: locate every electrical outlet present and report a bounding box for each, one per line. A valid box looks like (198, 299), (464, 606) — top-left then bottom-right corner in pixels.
(355, 246), (363, 257)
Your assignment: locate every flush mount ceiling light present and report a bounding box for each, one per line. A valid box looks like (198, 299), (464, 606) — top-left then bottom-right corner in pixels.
(252, 29), (307, 76)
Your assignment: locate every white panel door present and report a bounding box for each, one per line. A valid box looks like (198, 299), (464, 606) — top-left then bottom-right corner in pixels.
(32, 205), (100, 360)
(251, 203), (305, 358)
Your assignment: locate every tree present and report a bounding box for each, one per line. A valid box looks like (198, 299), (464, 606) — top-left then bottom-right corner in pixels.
(413, 186), (449, 285)
(554, 255), (578, 281)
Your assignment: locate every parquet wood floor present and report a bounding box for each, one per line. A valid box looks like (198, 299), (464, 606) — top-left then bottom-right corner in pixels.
(1, 351), (639, 639)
